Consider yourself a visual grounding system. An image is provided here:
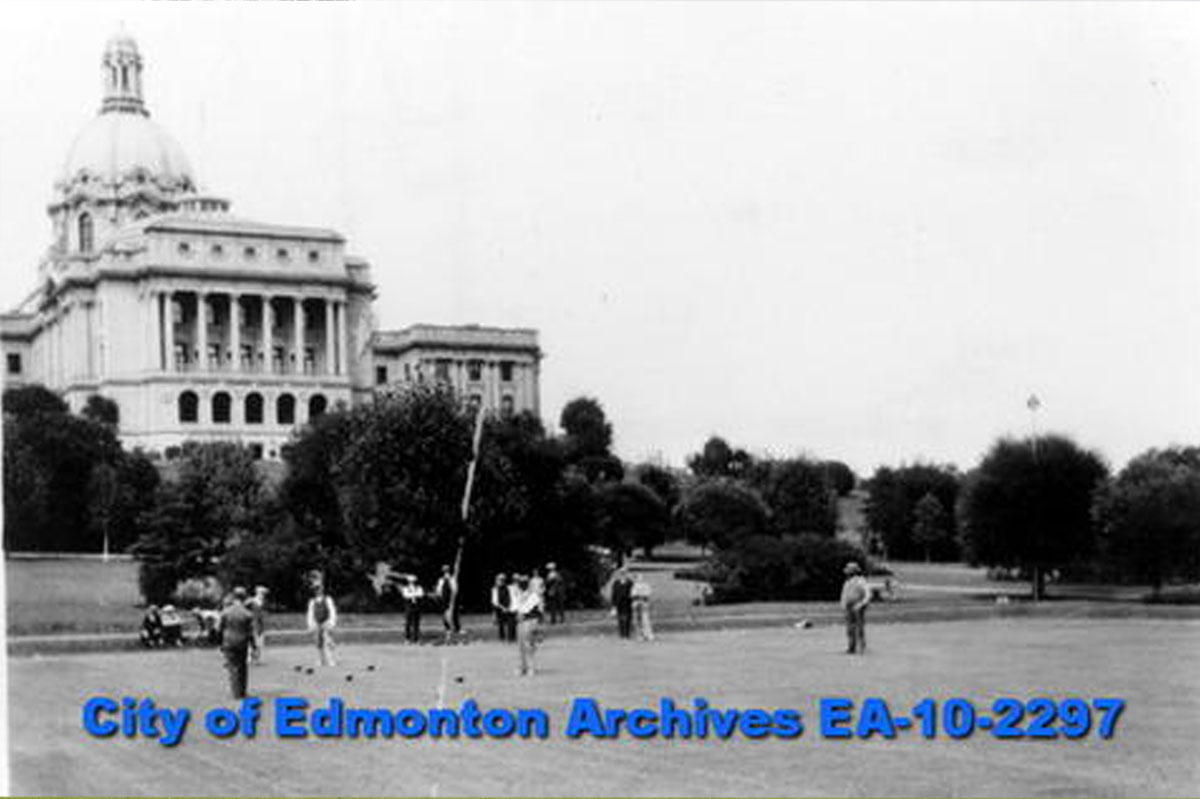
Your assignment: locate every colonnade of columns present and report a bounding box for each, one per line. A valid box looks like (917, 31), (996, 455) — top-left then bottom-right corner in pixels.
(155, 290), (348, 377)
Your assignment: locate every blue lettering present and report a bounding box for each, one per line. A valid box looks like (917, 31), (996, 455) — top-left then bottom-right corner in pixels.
(821, 698), (853, 738)
(82, 697), (118, 738)
(274, 698), (309, 738)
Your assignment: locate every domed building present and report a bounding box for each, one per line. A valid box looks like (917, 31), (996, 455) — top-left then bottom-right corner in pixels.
(1, 33), (541, 460)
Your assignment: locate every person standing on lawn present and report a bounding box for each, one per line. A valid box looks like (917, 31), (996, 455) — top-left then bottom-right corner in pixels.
(218, 587), (254, 699)
(306, 583), (338, 666)
(840, 562), (871, 654)
(610, 568), (634, 639)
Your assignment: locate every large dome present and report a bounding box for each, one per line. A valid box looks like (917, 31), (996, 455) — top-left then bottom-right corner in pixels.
(57, 31), (195, 193)
(61, 111), (194, 189)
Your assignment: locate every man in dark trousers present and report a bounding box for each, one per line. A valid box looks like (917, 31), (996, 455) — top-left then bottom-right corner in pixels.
(400, 574), (425, 644)
(491, 573), (514, 642)
(840, 562), (871, 655)
(545, 562), (566, 625)
(435, 564), (461, 642)
(610, 567), (634, 639)
(219, 587), (255, 699)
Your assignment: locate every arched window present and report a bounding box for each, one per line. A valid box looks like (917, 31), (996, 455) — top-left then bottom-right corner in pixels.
(308, 394), (327, 420)
(78, 213), (94, 253)
(276, 393), (295, 425)
(245, 393), (263, 425)
(212, 392), (231, 424)
(178, 391), (198, 423)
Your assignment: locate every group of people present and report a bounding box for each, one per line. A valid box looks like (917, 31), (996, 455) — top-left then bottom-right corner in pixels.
(489, 563), (566, 642)
(149, 556), (875, 700)
(608, 567), (654, 641)
(139, 587), (269, 654)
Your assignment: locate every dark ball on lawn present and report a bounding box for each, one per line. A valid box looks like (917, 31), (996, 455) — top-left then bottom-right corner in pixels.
(294, 665), (302, 672)
(454, 676), (464, 683)
(346, 675), (354, 682)
(305, 668), (314, 675)
(367, 665), (376, 671)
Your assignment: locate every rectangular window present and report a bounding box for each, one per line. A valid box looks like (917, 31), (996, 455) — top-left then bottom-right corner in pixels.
(500, 361), (514, 382)
(468, 360), (482, 382)
(376, 365), (388, 385)
(6, 353), (21, 375)
(435, 360), (450, 381)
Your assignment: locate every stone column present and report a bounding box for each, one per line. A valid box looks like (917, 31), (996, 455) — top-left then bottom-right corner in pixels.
(324, 298), (336, 375)
(336, 301), (348, 378)
(292, 297), (304, 375)
(160, 292), (173, 372)
(230, 293), (241, 373)
(261, 296), (273, 374)
(195, 292), (208, 372)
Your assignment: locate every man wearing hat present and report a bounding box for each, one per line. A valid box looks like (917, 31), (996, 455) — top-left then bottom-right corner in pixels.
(401, 574), (425, 644)
(610, 567), (635, 639)
(839, 562), (871, 655)
(490, 573), (514, 642)
(545, 562), (566, 625)
(218, 587), (255, 699)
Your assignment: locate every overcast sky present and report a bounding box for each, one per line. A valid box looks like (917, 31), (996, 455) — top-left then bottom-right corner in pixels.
(0, 2), (1197, 475)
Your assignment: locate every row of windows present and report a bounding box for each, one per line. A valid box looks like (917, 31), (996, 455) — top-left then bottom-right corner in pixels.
(177, 241), (322, 263)
(374, 360), (518, 386)
(178, 391), (326, 425)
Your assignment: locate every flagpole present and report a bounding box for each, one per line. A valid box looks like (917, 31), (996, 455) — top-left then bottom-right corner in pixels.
(449, 402), (486, 629)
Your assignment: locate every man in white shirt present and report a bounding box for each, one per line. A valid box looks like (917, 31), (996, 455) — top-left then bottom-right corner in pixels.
(511, 574), (544, 676)
(400, 575), (425, 644)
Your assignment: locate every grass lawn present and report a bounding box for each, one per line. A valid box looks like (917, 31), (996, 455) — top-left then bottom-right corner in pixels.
(7, 617), (1199, 796)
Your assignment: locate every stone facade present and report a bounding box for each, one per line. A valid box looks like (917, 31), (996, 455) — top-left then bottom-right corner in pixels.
(1, 33), (540, 460)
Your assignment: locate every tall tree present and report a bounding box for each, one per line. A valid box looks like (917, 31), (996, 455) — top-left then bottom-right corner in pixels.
(599, 481), (669, 559)
(864, 463), (961, 561)
(559, 397), (613, 460)
(911, 492), (949, 563)
(676, 479), (770, 551)
(748, 458), (838, 537)
(133, 442), (267, 603)
(1093, 447), (1200, 595)
(687, 436), (752, 479)
(959, 435), (1108, 600)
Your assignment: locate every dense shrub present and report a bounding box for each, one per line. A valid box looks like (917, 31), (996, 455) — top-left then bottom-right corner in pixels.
(707, 534), (866, 603)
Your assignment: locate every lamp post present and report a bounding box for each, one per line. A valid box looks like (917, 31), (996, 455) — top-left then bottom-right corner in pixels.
(1027, 393), (1042, 601)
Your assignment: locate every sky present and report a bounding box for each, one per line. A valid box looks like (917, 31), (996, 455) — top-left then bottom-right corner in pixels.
(0, 1), (1197, 476)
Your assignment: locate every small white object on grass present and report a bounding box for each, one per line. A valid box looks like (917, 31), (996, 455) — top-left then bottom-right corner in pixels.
(794, 619), (813, 629)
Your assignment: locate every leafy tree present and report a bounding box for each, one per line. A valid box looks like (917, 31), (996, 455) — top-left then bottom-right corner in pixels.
(2, 384), (67, 418)
(676, 479), (770, 550)
(748, 458), (838, 537)
(635, 463), (682, 511)
(133, 442), (267, 603)
(469, 410), (606, 607)
(911, 493), (950, 562)
(82, 394), (120, 428)
(1093, 447), (1200, 594)
(280, 410), (357, 550)
(958, 435), (1108, 600)
(823, 461), (857, 496)
(598, 481), (669, 559)
(334, 384), (473, 583)
(3, 388), (124, 552)
(687, 436), (752, 479)
(559, 397), (613, 461)
(864, 463), (961, 561)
